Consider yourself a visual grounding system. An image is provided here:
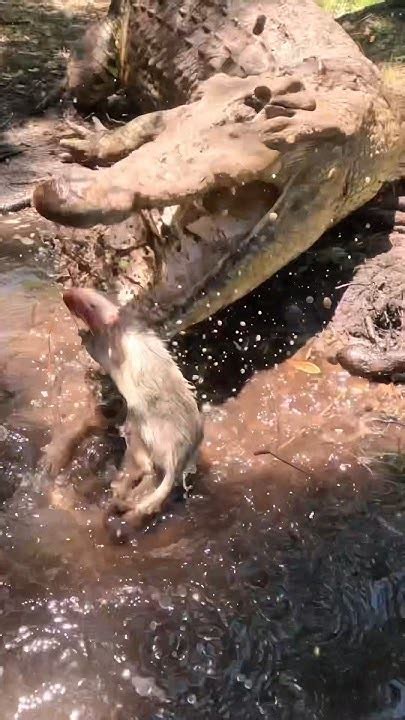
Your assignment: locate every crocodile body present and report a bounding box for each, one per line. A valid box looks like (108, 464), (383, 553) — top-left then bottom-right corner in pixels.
(33, 0), (404, 338)
(68, 0), (374, 112)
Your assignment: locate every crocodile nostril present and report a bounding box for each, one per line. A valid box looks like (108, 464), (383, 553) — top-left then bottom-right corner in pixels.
(244, 86), (272, 113)
(254, 85), (272, 103)
(244, 94), (263, 113)
(252, 14), (266, 35)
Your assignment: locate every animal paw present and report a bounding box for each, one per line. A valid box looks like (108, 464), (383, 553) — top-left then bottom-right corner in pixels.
(104, 499), (151, 542)
(60, 117), (110, 165)
(39, 441), (69, 477)
(47, 483), (78, 512)
(110, 468), (153, 501)
(110, 473), (131, 501)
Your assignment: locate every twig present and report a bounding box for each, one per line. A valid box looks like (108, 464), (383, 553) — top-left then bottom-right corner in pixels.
(47, 331), (53, 376)
(47, 330), (62, 427)
(0, 195), (31, 213)
(277, 399), (336, 451)
(365, 315), (377, 344)
(254, 447), (316, 481)
(0, 147), (24, 161)
(30, 301), (39, 328)
(35, 79), (65, 113)
(372, 417), (405, 428)
(0, 113), (13, 130)
(335, 282), (368, 290)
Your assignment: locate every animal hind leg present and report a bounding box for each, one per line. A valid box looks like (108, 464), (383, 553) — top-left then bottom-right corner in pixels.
(110, 423), (154, 501)
(112, 469), (176, 529)
(105, 469), (159, 539)
(41, 405), (108, 477)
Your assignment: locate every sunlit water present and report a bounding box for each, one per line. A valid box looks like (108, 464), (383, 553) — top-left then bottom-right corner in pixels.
(1, 218), (405, 720)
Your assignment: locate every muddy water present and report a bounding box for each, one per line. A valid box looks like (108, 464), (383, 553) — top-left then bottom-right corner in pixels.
(2, 217), (405, 720)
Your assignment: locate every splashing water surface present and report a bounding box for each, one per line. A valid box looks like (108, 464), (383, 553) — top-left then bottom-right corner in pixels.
(1, 214), (405, 720)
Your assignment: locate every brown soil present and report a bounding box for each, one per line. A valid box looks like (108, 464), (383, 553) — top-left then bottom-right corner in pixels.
(0, 0), (107, 118)
(0, 0), (108, 210)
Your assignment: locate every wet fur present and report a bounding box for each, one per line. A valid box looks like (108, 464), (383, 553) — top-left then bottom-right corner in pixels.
(82, 317), (203, 525)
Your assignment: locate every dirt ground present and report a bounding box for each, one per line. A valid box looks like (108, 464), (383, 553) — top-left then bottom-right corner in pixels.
(0, 0), (107, 118)
(0, 0), (108, 211)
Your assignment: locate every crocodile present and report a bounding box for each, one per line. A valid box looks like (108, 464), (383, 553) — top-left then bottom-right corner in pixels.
(32, 0), (404, 343)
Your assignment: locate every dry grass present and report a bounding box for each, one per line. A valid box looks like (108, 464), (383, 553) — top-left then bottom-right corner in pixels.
(383, 63), (405, 87)
(317, 0), (380, 17)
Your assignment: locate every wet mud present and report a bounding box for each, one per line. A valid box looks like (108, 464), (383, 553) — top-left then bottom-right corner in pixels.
(2, 205), (405, 719)
(0, 0), (109, 212)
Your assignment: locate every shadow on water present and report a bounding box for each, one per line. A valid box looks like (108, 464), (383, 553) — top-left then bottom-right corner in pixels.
(176, 184), (399, 404)
(3, 419), (405, 720)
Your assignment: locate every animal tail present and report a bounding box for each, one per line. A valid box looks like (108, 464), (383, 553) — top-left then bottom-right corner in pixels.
(132, 466), (176, 520)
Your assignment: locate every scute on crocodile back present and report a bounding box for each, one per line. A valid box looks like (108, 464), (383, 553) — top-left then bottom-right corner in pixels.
(114, 0), (382, 112)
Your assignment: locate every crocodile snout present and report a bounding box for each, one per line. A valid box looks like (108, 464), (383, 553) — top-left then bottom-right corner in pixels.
(33, 168), (99, 228)
(33, 168), (135, 228)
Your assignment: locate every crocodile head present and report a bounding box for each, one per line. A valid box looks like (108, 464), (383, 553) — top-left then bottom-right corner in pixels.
(33, 67), (403, 337)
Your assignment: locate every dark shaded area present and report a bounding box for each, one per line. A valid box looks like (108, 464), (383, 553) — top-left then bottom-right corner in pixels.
(0, 0), (109, 209)
(339, 1), (405, 66)
(0, 0), (103, 125)
(3, 426), (405, 719)
(175, 181), (403, 404)
(0, 0), (136, 211)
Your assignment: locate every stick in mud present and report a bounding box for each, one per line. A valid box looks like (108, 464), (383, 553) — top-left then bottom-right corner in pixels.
(254, 447), (320, 482)
(0, 195), (31, 214)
